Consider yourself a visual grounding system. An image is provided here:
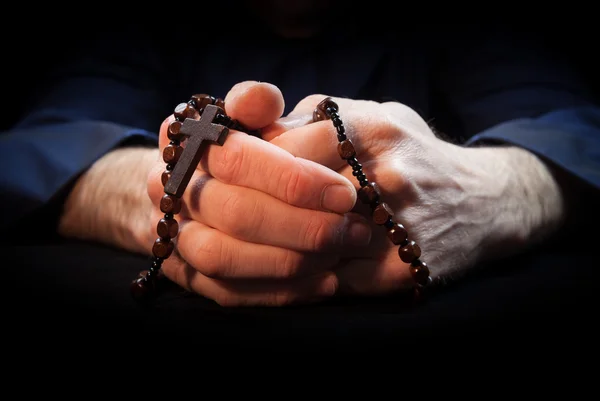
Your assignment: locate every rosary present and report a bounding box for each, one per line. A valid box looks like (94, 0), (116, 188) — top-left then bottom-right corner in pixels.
(130, 94), (432, 302)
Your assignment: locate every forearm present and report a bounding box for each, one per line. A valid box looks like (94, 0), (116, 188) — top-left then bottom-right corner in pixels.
(58, 147), (157, 255)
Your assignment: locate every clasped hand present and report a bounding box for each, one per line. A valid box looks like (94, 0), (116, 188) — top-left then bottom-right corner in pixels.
(146, 81), (513, 306)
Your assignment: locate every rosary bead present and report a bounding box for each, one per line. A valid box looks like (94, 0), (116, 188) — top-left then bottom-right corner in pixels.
(372, 203), (394, 225)
(337, 139), (356, 159)
(399, 241), (421, 263)
(336, 124), (346, 136)
(174, 102), (199, 121)
(157, 217), (179, 239)
(130, 277), (155, 301)
(215, 97), (225, 109)
(191, 93), (214, 110)
(357, 182), (381, 204)
(161, 170), (172, 186)
(167, 120), (183, 141)
(164, 213), (173, 220)
(166, 164), (174, 171)
(152, 238), (174, 259)
(347, 157), (359, 167)
(163, 144), (183, 164)
(387, 222), (408, 245)
(410, 259), (430, 285)
(332, 116), (343, 128)
(160, 194), (182, 214)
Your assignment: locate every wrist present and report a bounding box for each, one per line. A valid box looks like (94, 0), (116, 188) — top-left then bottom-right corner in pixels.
(58, 147), (157, 255)
(465, 145), (566, 258)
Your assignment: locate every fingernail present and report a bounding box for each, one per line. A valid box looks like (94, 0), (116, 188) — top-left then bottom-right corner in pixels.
(343, 217), (372, 247)
(321, 184), (356, 213)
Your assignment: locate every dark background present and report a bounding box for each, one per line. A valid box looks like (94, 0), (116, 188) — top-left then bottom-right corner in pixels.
(1, 9), (598, 353)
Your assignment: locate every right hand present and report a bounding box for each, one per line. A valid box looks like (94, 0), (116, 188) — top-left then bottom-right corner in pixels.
(146, 81), (373, 306)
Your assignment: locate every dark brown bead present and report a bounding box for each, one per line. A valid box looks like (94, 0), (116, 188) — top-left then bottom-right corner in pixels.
(174, 102), (199, 121)
(160, 194), (182, 214)
(317, 97), (339, 114)
(130, 277), (155, 301)
(163, 144), (183, 164)
(138, 270), (149, 278)
(157, 218), (179, 239)
(313, 97), (338, 122)
(167, 120), (183, 141)
(357, 182), (381, 205)
(161, 170), (172, 186)
(387, 223), (408, 245)
(191, 93), (214, 110)
(410, 260), (430, 285)
(337, 140), (356, 160)
(215, 97), (225, 109)
(152, 238), (174, 259)
(372, 203), (394, 225)
(399, 241), (421, 263)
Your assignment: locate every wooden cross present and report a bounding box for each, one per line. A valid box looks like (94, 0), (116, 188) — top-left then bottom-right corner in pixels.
(164, 104), (229, 198)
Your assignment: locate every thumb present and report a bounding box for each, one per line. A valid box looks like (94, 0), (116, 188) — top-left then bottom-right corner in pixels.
(224, 80), (285, 131)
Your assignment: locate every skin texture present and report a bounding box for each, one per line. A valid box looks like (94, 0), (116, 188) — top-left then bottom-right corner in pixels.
(145, 84), (566, 306)
(60, 80), (566, 306)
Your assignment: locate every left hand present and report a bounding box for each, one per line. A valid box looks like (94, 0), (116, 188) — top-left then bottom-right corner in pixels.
(263, 95), (566, 296)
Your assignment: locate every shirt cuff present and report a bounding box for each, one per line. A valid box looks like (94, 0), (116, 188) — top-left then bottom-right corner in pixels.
(465, 106), (600, 189)
(0, 120), (157, 230)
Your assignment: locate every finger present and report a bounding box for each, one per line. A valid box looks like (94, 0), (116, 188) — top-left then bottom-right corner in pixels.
(162, 254), (339, 307)
(334, 251), (414, 296)
(269, 95), (369, 170)
(199, 130), (357, 214)
(224, 81), (285, 130)
(176, 220), (340, 279)
(259, 113), (314, 142)
(158, 80), (284, 149)
(163, 169), (372, 252)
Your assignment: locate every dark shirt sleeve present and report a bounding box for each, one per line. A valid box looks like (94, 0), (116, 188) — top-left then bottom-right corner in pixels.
(0, 36), (171, 234)
(434, 30), (600, 190)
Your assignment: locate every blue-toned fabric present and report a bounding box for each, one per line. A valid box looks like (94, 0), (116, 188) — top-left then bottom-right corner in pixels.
(467, 107), (600, 188)
(1, 25), (598, 233)
(0, 121), (156, 229)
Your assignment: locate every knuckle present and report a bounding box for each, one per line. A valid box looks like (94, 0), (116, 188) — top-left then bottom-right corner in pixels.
(277, 251), (303, 278)
(299, 94), (328, 109)
(220, 190), (262, 239)
(303, 215), (337, 252)
(191, 232), (226, 278)
(216, 141), (246, 184)
(282, 167), (304, 206)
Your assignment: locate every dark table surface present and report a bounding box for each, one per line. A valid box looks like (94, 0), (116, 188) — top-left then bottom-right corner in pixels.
(4, 234), (597, 352)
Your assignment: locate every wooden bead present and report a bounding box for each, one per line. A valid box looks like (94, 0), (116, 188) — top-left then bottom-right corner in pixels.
(313, 97), (338, 122)
(215, 97), (225, 109)
(163, 144), (183, 164)
(161, 170), (172, 186)
(191, 93), (214, 110)
(337, 140), (356, 159)
(317, 97), (338, 113)
(357, 182), (381, 205)
(387, 223), (408, 245)
(130, 276), (157, 301)
(160, 194), (182, 214)
(168, 120), (183, 141)
(372, 203), (394, 225)
(174, 102), (199, 121)
(157, 218), (179, 239)
(399, 240), (421, 263)
(410, 260), (430, 285)
(152, 238), (174, 259)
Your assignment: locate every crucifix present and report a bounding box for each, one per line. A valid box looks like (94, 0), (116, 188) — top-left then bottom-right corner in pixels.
(164, 104), (229, 198)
